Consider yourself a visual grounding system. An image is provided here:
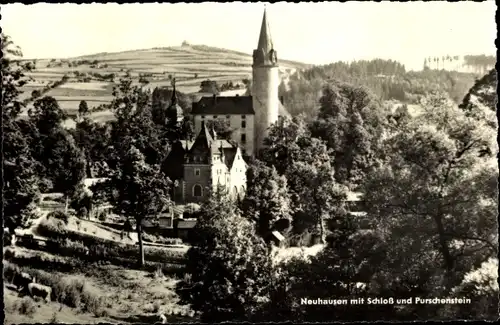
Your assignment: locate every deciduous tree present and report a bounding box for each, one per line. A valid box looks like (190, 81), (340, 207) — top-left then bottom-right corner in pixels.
(178, 191), (274, 322)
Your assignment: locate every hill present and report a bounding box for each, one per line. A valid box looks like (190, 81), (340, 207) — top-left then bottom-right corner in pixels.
(19, 44), (310, 123)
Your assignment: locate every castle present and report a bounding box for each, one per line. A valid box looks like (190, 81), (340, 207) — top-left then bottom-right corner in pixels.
(164, 8), (282, 204)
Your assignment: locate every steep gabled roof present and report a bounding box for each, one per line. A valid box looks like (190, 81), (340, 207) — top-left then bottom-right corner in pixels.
(191, 96), (254, 115)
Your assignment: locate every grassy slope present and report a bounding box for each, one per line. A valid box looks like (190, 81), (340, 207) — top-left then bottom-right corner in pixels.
(21, 44), (310, 124)
(4, 247), (195, 324)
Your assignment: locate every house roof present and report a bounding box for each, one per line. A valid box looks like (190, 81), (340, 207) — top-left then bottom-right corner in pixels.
(191, 95), (254, 115)
(177, 219), (197, 229)
(271, 230), (285, 242)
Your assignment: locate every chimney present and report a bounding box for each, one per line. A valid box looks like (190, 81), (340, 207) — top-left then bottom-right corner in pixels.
(280, 96), (284, 105)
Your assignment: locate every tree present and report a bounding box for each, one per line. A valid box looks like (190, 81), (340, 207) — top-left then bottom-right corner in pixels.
(287, 160), (348, 244)
(28, 96), (67, 136)
(241, 160), (292, 237)
(177, 192), (274, 322)
(3, 119), (40, 233)
(78, 100), (89, 117)
(199, 79), (220, 94)
(42, 129), (87, 212)
(361, 92), (498, 296)
(2, 34), (40, 232)
(1, 33), (34, 120)
(310, 82), (385, 187)
(92, 146), (172, 266)
(72, 118), (111, 177)
(108, 74), (168, 167)
(459, 69), (497, 129)
(260, 115), (348, 240)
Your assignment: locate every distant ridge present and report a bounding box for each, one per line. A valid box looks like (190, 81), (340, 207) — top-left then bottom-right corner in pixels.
(70, 43), (312, 69)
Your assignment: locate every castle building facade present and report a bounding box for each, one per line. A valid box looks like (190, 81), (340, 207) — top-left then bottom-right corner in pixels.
(163, 9), (282, 204)
(190, 8), (282, 157)
(164, 121), (247, 204)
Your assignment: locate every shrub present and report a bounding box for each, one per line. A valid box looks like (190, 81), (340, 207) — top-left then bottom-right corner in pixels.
(18, 297), (37, 316)
(98, 212), (107, 222)
(82, 293), (108, 317)
(153, 300), (162, 313)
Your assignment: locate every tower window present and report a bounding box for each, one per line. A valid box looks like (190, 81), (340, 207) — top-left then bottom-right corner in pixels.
(226, 115), (230, 119)
(194, 169), (200, 176)
(241, 115), (246, 119)
(213, 115), (218, 119)
(201, 115), (205, 119)
(241, 120), (246, 128)
(193, 184), (203, 197)
(241, 134), (246, 143)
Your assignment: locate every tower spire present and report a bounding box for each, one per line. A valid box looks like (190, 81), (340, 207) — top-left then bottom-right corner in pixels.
(257, 7), (273, 53)
(171, 77), (177, 105)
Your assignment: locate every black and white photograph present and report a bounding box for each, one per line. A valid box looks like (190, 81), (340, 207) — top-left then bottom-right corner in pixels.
(1, 1), (498, 323)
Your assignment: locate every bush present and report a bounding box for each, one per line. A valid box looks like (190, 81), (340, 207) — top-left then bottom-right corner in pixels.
(98, 212), (107, 222)
(18, 297), (37, 316)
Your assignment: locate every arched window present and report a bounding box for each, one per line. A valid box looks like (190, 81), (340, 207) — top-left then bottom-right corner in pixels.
(240, 185), (246, 199)
(193, 184), (203, 197)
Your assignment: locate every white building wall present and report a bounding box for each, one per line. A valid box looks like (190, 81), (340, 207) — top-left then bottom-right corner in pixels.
(252, 65), (280, 154)
(229, 149), (247, 200)
(193, 114), (255, 156)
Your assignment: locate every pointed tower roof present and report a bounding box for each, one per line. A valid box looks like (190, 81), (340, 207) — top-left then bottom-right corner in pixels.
(171, 77), (178, 105)
(257, 8), (273, 52)
(168, 77), (184, 122)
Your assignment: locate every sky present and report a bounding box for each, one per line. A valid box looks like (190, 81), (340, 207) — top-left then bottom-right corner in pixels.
(1, 2), (497, 70)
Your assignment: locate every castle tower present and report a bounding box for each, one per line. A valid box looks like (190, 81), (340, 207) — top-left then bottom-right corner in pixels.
(252, 8), (280, 155)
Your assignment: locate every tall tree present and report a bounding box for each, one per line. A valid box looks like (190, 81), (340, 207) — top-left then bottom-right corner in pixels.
(241, 160), (292, 237)
(92, 146), (172, 266)
(2, 34), (40, 232)
(361, 91), (498, 293)
(310, 81), (385, 188)
(177, 191), (274, 322)
(1, 33), (34, 119)
(28, 96), (67, 136)
(108, 73), (168, 167)
(78, 100), (89, 118)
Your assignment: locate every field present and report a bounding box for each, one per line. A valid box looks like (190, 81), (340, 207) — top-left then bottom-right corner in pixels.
(20, 44), (309, 124)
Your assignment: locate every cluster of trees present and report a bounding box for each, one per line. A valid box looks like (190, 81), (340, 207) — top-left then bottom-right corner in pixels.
(26, 74), (70, 103)
(424, 55), (495, 74)
(219, 80), (243, 92)
(199, 78), (245, 94)
(463, 55), (496, 74)
(176, 71), (498, 321)
(199, 79), (220, 94)
(3, 34), (86, 237)
(279, 59), (479, 119)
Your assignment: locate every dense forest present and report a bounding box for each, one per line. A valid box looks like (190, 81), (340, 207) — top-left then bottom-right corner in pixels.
(278, 57), (487, 119)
